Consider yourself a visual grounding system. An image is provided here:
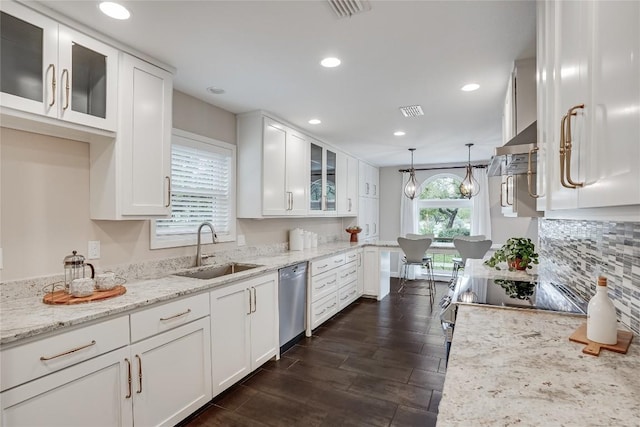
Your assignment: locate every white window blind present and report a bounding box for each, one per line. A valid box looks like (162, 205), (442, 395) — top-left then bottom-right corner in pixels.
(156, 138), (233, 237)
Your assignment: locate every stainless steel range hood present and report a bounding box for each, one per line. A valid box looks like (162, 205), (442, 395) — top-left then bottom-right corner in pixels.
(488, 121), (537, 176)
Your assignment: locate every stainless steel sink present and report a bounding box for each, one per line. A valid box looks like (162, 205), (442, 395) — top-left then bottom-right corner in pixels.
(174, 263), (262, 280)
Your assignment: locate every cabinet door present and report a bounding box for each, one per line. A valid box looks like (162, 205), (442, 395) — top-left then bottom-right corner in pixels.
(263, 118), (287, 215)
(309, 142), (324, 213)
(1, 347), (132, 427)
(119, 53), (172, 216)
(57, 26), (118, 131)
(131, 318), (212, 427)
(0, 2), (57, 117)
(357, 251), (364, 297)
(347, 155), (359, 214)
(578, 1), (640, 208)
(548, 0), (590, 210)
(286, 131), (308, 215)
(325, 148), (337, 213)
(363, 248), (379, 297)
(336, 152), (349, 215)
(210, 282), (251, 396)
(249, 273), (279, 370)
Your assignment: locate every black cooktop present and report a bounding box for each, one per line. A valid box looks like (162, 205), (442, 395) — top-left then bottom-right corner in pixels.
(451, 276), (587, 314)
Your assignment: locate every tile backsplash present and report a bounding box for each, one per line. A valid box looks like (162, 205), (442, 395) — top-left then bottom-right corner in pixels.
(538, 219), (640, 335)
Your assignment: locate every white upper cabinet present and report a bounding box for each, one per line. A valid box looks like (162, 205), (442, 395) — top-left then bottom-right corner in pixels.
(336, 151), (358, 216)
(540, 0), (640, 211)
(90, 53), (173, 219)
(237, 113), (309, 218)
(1, 1), (118, 132)
(359, 161), (379, 199)
(309, 140), (337, 215)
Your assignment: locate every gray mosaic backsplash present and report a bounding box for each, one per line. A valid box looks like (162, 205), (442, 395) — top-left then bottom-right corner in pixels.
(538, 219), (640, 335)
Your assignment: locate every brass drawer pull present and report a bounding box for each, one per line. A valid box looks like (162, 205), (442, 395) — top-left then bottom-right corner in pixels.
(527, 146), (542, 198)
(125, 358), (132, 399)
(135, 354), (142, 394)
(40, 340), (96, 361)
(61, 69), (70, 111)
(564, 104), (585, 188)
(159, 308), (191, 321)
(47, 64), (56, 107)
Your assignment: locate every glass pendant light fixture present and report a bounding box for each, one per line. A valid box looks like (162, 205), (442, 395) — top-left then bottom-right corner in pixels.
(404, 148), (418, 200)
(459, 143), (480, 199)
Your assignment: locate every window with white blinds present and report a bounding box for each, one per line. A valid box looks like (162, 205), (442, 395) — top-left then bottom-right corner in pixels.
(152, 129), (236, 248)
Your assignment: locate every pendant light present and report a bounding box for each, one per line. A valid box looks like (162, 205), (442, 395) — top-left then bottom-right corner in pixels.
(459, 143), (480, 199)
(404, 148), (418, 200)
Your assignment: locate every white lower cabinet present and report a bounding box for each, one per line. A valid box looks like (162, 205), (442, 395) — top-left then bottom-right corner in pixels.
(308, 250), (361, 333)
(363, 247), (391, 301)
(129, 317), (212, 427)
(1, 346), (132, 427)
(210, 272), (278, 396)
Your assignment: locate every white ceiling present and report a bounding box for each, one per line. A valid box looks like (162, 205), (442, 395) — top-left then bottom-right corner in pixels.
(34, 0), (536, 167)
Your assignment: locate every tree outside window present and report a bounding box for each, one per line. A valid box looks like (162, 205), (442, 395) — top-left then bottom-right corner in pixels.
(416, 174), (472, 272)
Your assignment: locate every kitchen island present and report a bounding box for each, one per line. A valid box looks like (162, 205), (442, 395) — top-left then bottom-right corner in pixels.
(437, 304), (639, 426)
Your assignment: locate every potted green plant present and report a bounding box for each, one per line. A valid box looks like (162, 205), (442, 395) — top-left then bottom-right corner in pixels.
(484, 237), (539, 271)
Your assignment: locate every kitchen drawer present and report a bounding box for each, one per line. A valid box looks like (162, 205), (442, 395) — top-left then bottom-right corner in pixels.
(338, 280), (358, 310)
(310, 292), (339, 330)
(310, 270), (339, 302)
(345, 250), (359, 265)
(0, 316), (129, 392)
(130, 293), (209, 342)
(311, 254), (346, 276)
(337, 263), (358, 287)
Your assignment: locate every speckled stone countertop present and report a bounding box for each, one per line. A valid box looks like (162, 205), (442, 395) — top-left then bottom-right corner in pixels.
(0, 241), (367, 346)
(437, 305), (640, 426)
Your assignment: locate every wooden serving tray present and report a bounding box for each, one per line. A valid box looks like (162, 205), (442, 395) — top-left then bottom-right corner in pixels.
(569, 323), (634, 356)
(43, 285), (126, 305)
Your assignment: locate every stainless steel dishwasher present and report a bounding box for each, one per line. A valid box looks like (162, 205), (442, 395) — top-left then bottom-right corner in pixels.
(278, 262), (307, 352)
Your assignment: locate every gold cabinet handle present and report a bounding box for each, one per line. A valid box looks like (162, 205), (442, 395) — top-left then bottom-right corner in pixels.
(247, 289), (252, 315)
(61, 69), (70, 111)
(251, 287), (257, 313)
(527, 147), (541, 198)
(135, 354), (142, 394)
(559, 113), (573, 188)
(165, 176), (171, 207)
(125, 358), (132, 399)
(565, 104), (585, 187)
(47, 64), (56, 107)
(40, 340), (96, 360)
(348, 198), (352, 212)
(159, 308), (191, 321)
(506, 176), (514, 206)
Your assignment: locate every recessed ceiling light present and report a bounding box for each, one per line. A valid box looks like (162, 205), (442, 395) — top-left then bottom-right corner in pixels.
(308, 119), (321, 125)
(206, 87), (225, 95)
(461, 83), (480, 92)
(320, 57), (341, 68)
(394, 131), (406, 136)
(99, 2), (130, 20)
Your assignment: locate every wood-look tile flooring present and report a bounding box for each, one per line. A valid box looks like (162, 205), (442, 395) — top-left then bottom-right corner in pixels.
(184, 278), (447, 427)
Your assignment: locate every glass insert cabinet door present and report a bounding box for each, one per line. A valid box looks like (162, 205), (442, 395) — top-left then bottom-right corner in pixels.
(310, 143), (323, 212)
(0, 3), (117, 131)
(325, 149), (336, 212)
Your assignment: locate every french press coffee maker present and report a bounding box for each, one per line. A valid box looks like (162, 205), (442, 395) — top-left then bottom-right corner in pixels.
(63, 250), (95, 291)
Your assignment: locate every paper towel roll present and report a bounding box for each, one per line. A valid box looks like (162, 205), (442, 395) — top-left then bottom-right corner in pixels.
(289, 228), (303, 251)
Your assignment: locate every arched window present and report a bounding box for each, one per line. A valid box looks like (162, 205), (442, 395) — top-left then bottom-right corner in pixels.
(416, 174), (472, 240)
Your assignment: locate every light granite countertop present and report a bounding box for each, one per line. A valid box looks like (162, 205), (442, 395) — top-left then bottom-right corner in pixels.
(437, 304), (639, 426)
(0, 241), (368, 346)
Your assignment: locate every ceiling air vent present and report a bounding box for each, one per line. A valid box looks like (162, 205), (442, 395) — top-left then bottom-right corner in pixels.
(328, 0), (371, 18)
(399, 105), (424, 118)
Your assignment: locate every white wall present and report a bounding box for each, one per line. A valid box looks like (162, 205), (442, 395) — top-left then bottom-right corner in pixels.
(0, 91), (344, 282)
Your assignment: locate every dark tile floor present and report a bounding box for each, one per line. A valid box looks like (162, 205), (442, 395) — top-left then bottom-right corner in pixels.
(184, 278), (447, 427)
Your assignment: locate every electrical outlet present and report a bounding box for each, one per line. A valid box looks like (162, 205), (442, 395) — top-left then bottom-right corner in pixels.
(237, 234), (246, 246)
(88, 241), (101, 259)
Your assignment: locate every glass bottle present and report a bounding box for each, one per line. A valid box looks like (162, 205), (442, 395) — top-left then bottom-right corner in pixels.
(586, 277), (618, 345)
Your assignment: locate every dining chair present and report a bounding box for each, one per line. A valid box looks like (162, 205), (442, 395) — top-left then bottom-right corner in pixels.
(451, 238), (492, 286)
(405, 234), (436, 294)
(397, 237), (435, 307)
(450, 235), (486, 285)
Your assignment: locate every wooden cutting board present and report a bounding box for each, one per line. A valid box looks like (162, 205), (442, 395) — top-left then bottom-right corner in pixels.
(569, 323), (633, 356)
(43, 285), (126, 305)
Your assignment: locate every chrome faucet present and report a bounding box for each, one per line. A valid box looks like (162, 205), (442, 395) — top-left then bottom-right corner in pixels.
(195, 221), (217, 267)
